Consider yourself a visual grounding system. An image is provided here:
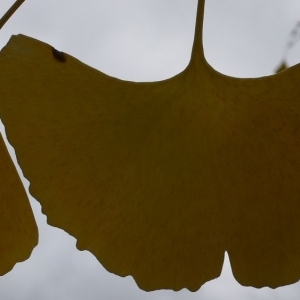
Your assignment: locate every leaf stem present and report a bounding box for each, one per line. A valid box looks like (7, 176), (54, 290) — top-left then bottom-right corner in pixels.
(188, 0), (207, 70)
(0, 0), (25, 31)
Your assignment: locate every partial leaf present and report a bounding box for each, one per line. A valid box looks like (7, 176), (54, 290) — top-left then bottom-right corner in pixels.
(0, 133), (38, 275)
(0, 0), (300, 291)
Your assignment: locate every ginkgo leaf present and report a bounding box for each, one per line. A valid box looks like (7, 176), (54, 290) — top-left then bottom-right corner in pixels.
(0, 132), (38, 275)
(0, 0), (300, 291)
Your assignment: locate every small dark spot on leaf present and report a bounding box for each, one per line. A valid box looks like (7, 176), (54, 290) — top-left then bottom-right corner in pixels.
(51, 47), (66, 63)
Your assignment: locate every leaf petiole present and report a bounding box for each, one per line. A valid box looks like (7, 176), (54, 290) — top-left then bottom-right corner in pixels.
(0, 0), (25, 31)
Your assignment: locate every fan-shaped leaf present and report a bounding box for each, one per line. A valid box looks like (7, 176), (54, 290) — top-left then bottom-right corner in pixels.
(0, 0), (300, 291)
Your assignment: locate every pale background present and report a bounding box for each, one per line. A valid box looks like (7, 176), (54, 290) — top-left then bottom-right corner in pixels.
(0, 0), (300, 299)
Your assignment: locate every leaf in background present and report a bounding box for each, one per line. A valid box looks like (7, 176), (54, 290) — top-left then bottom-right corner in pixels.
(275, 20), (300, 74)
(0, 133), (38, 275)
(1, 0), (300, 291)
(275, 61), (288, 73)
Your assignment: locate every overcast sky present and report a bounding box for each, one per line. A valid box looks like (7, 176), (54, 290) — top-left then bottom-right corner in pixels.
(1, 0), (300, 299)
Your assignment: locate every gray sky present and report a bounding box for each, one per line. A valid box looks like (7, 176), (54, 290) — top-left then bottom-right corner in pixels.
(0, 0), (300, 299)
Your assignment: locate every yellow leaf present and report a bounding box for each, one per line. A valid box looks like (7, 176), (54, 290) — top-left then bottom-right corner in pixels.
(0, 133), (38, 275)
(0, 0), (300, 291)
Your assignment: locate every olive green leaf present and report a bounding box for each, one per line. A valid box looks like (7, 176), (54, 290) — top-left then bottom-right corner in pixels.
(0, 132), (37, 275)
(1, 0), (300, 292)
